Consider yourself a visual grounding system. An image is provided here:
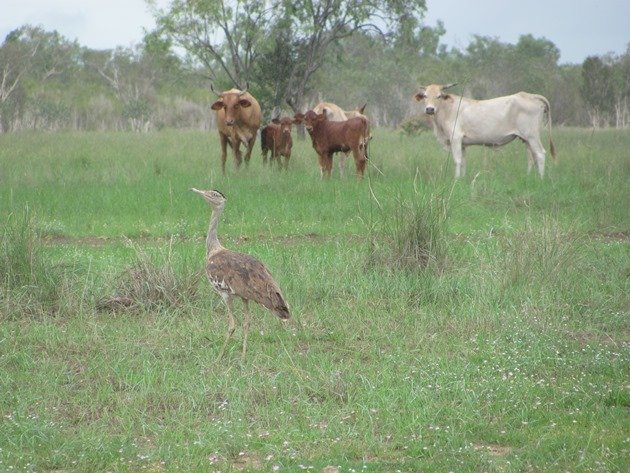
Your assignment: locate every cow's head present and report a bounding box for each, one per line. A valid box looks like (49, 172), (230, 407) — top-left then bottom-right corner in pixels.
(271, 116), (294, 136)
(414, 83), (457, 115)
(211, 88), (253, 126)
(297, 110), (325, 132)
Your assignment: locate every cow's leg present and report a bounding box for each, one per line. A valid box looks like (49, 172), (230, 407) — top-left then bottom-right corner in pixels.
(526, 147), (535, 174)
(262, 144), (268, 165)
(338, 152), (347, 178)
(218, 133), (229, 175)
(273, 142), (282, 170)
(325, 153), (334, 178)
(231, 135), (243, 169)
(451, 141), (465, 178)
(283, 152), (290, 170)
(243, 136), (256, 167)
(317, 153), (327, 178)
(234, 145), (243, 169)
(526, 138), (546, 177)
(352, 146), (366, 178)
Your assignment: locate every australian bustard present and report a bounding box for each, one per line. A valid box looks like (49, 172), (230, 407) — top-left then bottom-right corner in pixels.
(191, 188), (290, 360)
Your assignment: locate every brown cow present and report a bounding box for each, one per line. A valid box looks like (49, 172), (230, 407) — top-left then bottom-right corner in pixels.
(294, 110), (369, 178)
(260, 117), (294, 169)
(312, 102), (370, 177)
(211, 87), (261, 174)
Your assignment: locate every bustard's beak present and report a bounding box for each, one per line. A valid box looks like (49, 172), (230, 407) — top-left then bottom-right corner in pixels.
(190, 187), (204, 195)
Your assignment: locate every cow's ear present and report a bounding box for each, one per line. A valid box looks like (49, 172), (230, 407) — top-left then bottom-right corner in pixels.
(238, 99), (252, 108)
(272, 117), (280, 124)
(414, 92), (425, 101)
(211, 100), (224, 110)
(293, 113), (304, 123)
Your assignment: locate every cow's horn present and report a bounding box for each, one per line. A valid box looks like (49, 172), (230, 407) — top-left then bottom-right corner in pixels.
(239, 82), (249, 96)
(442, 83), (457, 90)
(210, 84), (222, 97)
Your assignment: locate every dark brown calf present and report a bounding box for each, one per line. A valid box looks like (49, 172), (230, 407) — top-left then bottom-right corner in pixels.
(294, 110), (369, 178)
(260, 117), (294, 169)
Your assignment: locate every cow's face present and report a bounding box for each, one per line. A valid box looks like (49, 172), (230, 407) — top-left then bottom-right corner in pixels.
(300, 110), (325, 131)
(211, 92), (252, 126)
(278, 117), (294, 135)
(414, 84), (456, 115)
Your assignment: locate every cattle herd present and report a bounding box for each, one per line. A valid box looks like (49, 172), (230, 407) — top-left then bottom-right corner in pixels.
(209, 84), (556, 178)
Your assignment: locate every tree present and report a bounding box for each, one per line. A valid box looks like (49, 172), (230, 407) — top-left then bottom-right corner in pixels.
(264, 0), (430, 114)
(0, 25), (77, 131)
(150, 0), (430, 114)
(610, 47), (630, 128)
(151, 0), (270, 88)
(88, 46), (160, 132)
(581, 56), (614, 127)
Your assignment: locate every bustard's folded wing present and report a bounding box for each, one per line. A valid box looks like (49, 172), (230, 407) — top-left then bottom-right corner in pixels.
(207, 249), (289, 318)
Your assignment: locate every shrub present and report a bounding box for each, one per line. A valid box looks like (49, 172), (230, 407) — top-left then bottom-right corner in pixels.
(398, 114), (432, 136)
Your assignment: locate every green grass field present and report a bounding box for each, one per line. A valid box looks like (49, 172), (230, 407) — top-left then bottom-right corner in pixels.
(0, 128), (628, 471)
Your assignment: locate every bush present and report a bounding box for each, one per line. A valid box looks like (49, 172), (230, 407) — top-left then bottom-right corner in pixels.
(398, 114), (432, 136)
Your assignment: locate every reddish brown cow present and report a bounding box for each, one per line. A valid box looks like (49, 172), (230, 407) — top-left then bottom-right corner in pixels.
(312, 102), (370, 177)
(260, 117), (294, 169)
(211, 87), (261, 174)
(294, 110), (369, 178)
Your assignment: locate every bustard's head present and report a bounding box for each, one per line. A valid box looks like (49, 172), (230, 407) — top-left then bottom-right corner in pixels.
(191, 188), (226, 208)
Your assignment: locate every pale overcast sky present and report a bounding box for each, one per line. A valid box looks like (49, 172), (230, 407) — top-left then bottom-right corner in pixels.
(1, 0), (628, 64)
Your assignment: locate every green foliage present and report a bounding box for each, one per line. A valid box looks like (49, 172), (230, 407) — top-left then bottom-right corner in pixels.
(0, 16), (629, 129)
(398, 114), (432, 136)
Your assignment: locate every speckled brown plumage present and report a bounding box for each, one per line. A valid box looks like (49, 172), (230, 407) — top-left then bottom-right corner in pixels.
(191, 187), (290, 360)
(206, 248), (290, 320)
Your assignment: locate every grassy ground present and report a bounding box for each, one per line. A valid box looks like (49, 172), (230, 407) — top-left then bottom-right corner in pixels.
(0, 128), (628, 471)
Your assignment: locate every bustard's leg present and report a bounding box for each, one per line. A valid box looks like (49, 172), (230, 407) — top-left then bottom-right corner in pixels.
(217, 294), (236, 361)
(241, 300), (251, 360)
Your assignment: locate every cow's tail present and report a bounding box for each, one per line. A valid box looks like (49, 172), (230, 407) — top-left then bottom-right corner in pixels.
(537, 94), (556, 160)
(361, 116), (370, 160)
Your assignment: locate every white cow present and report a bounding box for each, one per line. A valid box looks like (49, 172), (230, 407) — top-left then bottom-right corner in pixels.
(313, 102), (348, 121)
(414, 84), (556, 178)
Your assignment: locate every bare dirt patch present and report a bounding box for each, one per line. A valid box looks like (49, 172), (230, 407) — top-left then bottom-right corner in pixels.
(473, 443), (513, 456)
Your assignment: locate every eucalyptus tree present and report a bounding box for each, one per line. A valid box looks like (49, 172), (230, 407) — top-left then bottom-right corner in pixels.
(150, 0), (270, 89)
(150, 0), (429, 114)
(0, 25), (78, 131)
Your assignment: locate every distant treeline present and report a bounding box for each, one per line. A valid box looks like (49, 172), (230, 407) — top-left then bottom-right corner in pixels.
(0, 22), (628, 133)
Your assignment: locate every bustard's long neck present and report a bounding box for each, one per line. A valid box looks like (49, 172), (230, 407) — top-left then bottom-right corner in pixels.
(206, 204), (224, 253)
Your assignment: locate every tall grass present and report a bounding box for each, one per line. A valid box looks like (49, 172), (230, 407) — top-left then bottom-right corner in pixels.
(366, 180), (451, 272)
(0, 208), (67, 318)
(97, 239), (204, 312)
